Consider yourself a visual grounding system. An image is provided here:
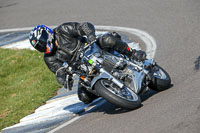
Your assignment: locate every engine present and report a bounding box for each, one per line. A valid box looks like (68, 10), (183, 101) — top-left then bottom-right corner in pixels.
(102, 55), (126, 72)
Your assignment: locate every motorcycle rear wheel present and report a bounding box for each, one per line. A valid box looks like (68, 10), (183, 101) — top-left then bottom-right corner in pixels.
(94, 79), (141, 110)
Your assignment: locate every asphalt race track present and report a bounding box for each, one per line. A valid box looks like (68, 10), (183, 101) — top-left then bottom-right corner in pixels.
(1, 0), (200, 133)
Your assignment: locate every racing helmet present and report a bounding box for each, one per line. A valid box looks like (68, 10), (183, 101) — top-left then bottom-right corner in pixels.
(29, 25), (54, 53)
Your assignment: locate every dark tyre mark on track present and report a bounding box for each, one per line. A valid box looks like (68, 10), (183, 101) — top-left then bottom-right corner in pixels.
(0, 3), (18, 9)
(194, 56), (200, 71)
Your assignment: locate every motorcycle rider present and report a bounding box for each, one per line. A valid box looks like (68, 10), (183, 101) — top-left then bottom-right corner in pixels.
(29, 22), (146, 104)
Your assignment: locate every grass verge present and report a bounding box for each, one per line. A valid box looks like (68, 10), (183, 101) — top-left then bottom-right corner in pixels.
(0, 48), (61, 130)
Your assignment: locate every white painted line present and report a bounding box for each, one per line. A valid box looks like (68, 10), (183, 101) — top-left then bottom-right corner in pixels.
(0, 27), (32, 33)
(49, 116), (81, 133)
(48, 99), (106, 133)
(21, 95), (81, 122)
(2, 39), (35, 50)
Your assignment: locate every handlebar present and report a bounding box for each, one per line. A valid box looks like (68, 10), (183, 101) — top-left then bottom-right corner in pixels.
(80, 40), (97, 52)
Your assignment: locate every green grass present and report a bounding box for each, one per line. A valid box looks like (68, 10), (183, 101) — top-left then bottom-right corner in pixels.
(0, 48), (61, 130)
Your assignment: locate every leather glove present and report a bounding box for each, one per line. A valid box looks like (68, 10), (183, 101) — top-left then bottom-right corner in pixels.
(132, 49), (147, 61)
(87, 34), (96, 44)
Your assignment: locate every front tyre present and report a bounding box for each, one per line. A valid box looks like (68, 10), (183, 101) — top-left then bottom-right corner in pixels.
(94, 79), (141, 110)
(149, 65), (171, 91)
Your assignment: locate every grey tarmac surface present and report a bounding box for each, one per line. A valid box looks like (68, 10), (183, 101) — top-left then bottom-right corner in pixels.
(1, 0), (200, 133)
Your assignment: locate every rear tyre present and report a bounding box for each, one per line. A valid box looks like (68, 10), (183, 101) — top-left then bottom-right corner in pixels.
(94, 79), (141, 110)
(149, 65), (171, 91)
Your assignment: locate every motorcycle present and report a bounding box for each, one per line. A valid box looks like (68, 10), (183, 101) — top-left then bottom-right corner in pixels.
(65, 40), (171, 110)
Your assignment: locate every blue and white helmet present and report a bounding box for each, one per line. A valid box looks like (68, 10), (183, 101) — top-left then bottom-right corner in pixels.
(29, 25), (54, 53)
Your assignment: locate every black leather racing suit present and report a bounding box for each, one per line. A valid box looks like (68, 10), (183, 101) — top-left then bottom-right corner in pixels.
(43, 22), (134, 88)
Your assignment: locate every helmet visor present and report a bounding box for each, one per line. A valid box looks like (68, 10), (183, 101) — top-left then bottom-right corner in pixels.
(35, 30), (49, 52)
(39, 30), (48, 43)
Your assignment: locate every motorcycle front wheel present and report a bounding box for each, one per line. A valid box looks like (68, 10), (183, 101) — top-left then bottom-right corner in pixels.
(149, 65), (171, 91)
(94, 79), (141, 110)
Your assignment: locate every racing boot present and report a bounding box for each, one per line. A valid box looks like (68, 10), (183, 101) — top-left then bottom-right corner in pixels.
(119, 44), (147, 61)
(78, 86), (99, 104)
